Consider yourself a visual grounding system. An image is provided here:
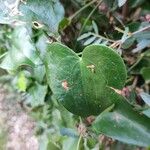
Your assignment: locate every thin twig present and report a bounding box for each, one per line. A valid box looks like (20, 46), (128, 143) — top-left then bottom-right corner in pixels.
(132, 25), (150, 35)
(78, 0), (103, 36)
(128, 54), (144, 72)
(76, 135), (82, 150)
(69, 0), (97, 21)
(110, 25), (150, 48)
(91, 33), (115, 42)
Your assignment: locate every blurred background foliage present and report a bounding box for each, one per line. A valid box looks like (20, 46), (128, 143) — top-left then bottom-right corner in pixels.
(0, 0), (150, 149)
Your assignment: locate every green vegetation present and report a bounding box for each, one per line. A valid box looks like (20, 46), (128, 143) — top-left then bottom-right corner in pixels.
(0, 0), (150, 149)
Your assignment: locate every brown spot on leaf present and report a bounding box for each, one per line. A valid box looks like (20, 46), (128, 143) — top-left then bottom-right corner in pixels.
(86, 64), (95, 73)
(32, 21), (43, 29)
(61, 80), (69, 91)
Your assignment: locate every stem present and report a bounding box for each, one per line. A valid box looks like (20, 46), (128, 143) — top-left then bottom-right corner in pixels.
(69, 0), (97, 21)
(113, 14), (125, 28)
(91, 33), (115, 42)
(128, 54), (144, 72)
(132, 25), (150, 35)
(114, 27), (131, 36)
(0, 52), (7, 60)
(78, 0), (102, 36)
(111, 25), (150, 48)
(76, 135), (82, 150)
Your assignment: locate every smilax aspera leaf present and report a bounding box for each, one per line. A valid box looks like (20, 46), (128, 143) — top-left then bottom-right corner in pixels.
(45, 42), (127, 117)
(45, 43), (150, 147)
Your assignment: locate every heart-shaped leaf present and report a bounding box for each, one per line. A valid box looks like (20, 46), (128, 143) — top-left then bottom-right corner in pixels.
(45, 42), (127, 116)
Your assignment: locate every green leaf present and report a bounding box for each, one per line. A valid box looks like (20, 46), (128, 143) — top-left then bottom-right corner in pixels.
(62, 137), (83, 150)
(39, 134), (60, 150)
(83, 36), (96, 45)
(140, 67), (150, 83)
(19, 0), (64, 33)
(93, 38), (102, 45)
(17, 72), (27, 91)
(0, 26), (40, 72)
(25, 82), (47, 107)
(142, 108), (150, 118)
(45, 43), (127, 116)
(118, 0), (127, 7)
(121, 37), (135, 49)
(140, 92), (150, 106)
(33, 65), (46, 83)
(92, 21), (99, 34)
(92, 89), (150, 147)
(129, 0), (146, 8)
(0, 0), (16, 24)
(0, 0), (64, 33)
(132, 40), (150, 53)
(77, 33), (91, 41)
(60, 128), (78, 138)
(59, 17), (71, 31)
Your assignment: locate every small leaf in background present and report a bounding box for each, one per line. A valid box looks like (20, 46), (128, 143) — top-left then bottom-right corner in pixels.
(77, 33), (91, 41)
(33, 65), (46, 83)
(140, 67), (150, 83)
(83, 36), (96, 45)
(133, 22), (150, 40)
(19, 0), (64, 33)
(93, 38), (102, 44)
(132, 39), (150, 53)
(134, 31), (150, 40)
(25, 83), (47, 108)
(0, 0), (17, 24)
(142, 108), (150, 118)
(121, 27), (129, 44)
(17, 72), (27, 92)
(62, 137), (83, 150)
(92, 21), (99, 34)
(129, 0), (146, 8)
(0, 0), (64, 34)
(121, 37), (135, 49)
(39, 133), (60, 150)
(59, 17), (71, 31)
(36, 34), (48, 59)
(117, 0), (127, 7)
(0, 26), (40, 72)
(140, 92), (150, 106)
(60, 128), (78, 138)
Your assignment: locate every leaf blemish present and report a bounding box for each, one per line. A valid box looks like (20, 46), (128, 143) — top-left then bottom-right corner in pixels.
(86, 64), (95, 73)
(61, 80), (69, 91)
(32, 21), (43, 29)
